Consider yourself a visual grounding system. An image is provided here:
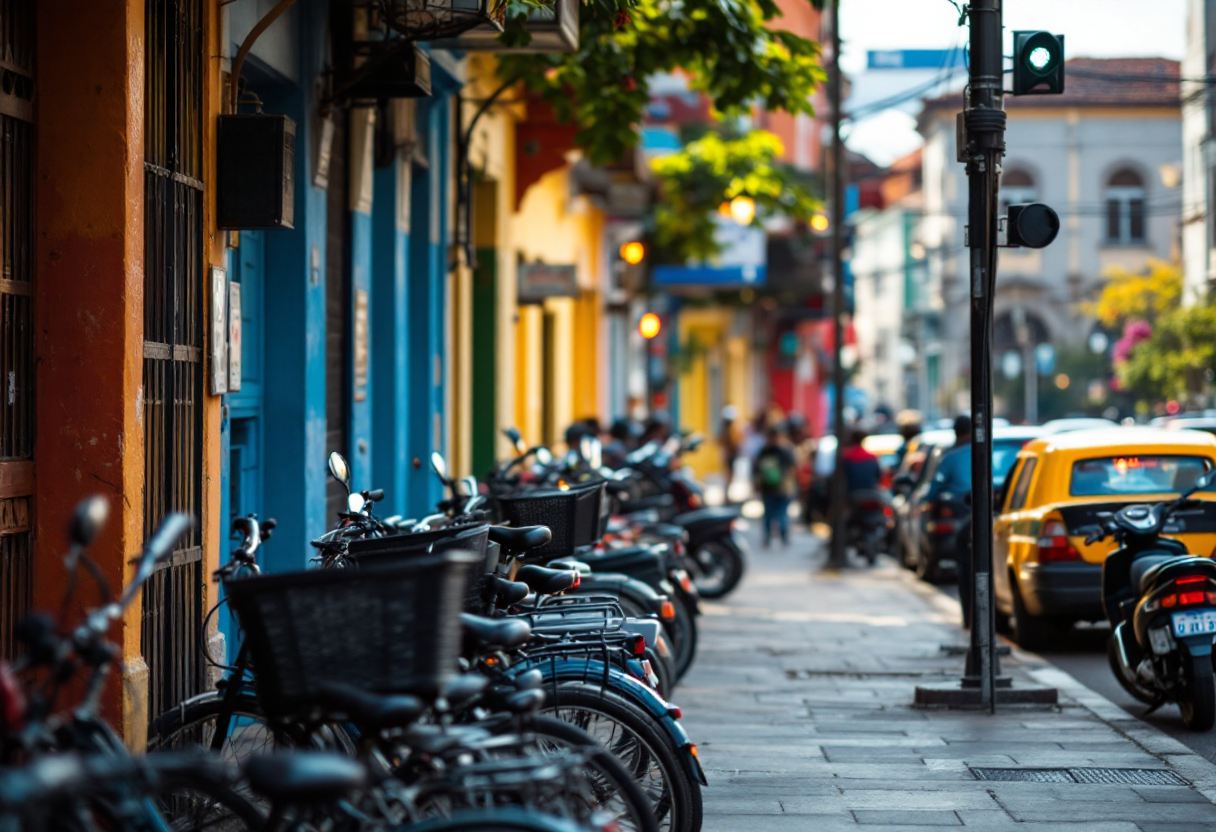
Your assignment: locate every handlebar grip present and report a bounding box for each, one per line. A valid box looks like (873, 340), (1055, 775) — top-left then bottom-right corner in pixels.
(147, 513), (195, 564)
(365, 489), (386, 503)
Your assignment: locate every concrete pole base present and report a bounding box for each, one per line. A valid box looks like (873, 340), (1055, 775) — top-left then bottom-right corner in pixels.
(914, 679), (1059, 708)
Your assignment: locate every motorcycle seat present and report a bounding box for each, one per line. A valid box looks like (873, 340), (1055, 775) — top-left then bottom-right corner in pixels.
(582, 546), (664, 574)
(673, 506), (740, 532)
(515, 564), (580, 596)
(1136, 555), (1216, 595)
(315, 682), (425, 731)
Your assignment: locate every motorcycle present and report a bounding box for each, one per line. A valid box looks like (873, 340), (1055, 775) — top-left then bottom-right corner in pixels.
(847, 489), (893, 566)
(1080, 469), (1216, 730)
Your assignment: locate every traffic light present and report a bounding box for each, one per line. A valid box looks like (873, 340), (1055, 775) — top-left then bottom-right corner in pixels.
(1012, 31), (1064, 96)
(1005, 203), (1060, 249)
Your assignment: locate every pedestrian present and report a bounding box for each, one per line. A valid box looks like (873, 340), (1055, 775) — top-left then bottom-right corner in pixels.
(753, 424), (798, 547)
(718, 405), (743, 493)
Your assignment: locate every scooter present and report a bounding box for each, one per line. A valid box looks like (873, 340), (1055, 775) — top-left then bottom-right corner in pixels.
(1081, 470), (1216, 730)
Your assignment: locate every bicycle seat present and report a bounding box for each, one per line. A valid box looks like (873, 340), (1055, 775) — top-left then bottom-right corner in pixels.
(487, 575), (531, 608)
(461, 613), (532, 651)
(515, 564), (579, 595)
(404, 724), (493, 756)
(488, 525), (552, 555)
(244, 753), (367, 804)
(315, 681), (425, 731)
(441, 673), (490, 707)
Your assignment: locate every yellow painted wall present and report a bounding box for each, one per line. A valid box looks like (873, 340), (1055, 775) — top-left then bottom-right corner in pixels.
(676, 308), (750, 480)
(516, 304), (544, 446)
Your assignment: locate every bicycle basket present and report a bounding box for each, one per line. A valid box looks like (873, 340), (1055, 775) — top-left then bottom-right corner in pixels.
(496, 481), (605, 559)
(224, 551), (477, 720)
(345, 523), (495, 613)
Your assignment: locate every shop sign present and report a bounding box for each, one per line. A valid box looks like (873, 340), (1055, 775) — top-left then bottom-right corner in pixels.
(353, 290), (370, 402)
(228, 282), (242, 392)
(518, 262), (578, 303)
(209, 267), (228, 395)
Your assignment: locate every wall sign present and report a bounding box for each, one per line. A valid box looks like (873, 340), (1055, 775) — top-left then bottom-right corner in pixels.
(518, 262), (578, 304)
(353, 289), (370, 402)
(228, 282), (242, 392)
(209, 266), (228, 395)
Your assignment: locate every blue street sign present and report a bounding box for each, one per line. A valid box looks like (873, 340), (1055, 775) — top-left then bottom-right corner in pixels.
(867, 50), (967, 70)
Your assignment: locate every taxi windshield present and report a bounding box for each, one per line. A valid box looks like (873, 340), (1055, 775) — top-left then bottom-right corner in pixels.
(1070, 455), (1214, 497)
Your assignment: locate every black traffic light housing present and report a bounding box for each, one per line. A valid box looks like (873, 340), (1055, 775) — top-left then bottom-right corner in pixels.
(1004, 203), (1060, 249)
(1012, 31), (1065, 96)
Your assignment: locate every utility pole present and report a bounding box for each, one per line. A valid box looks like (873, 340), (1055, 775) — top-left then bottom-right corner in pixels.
(961, 0), (1004, 712)
(827, 0), (849, 569)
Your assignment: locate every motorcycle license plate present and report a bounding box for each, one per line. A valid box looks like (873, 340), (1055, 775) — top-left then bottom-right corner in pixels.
(1171, 610), (1216, 637)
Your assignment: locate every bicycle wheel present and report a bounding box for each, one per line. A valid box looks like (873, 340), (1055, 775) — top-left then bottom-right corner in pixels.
(407, 807), (602, 832)
(485, 714), (660, 832)
(148, 690), (286, 764)
(148, 769), (266, 832)
(543, 685), (701, 832)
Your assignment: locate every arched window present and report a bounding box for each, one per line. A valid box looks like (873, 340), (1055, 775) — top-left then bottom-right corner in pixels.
(1001, 168), (1037, 215)
(1106, 168), (1146, 244)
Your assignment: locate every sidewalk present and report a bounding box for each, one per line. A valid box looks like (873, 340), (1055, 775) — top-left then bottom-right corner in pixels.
(678, 525), (1216, 831)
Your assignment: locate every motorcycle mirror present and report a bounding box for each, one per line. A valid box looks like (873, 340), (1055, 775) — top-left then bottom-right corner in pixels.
(328, 452), (352, 493)
(70, 495), (110, 548)
(462, 476), (478, 498)
(1194, 470), (1215, 492)
(588, 438), (603, 470)
(430, 452), (449, 482)
(536, 447), (553, 466)
(579, 435), (594, 464)
(347, 492), (366, 514)
(503, 427), (527, 455)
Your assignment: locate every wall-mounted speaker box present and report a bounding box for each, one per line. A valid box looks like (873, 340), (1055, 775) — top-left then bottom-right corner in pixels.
(217, 114), (296, 230)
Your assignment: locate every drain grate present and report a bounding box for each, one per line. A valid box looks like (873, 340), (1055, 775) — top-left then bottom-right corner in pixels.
(971, 768), (1074, 783)
(972, 768), (1187, 786)
(1070, 768), (1187, 786)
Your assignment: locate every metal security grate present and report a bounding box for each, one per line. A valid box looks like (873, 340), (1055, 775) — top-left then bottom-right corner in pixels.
(0, 0), (35, 661)
(972, 768), (1187, 786)
(141, 0), (206, 722)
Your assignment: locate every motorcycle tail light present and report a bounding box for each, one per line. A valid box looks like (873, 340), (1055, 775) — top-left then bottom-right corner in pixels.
(883, 505), (894, 519)
(631, 635), (647, 656)
(1180, 590), (1207, 606)
(1162, 594), (1178, 608)
(1037, 520), (1081, 562)
(1176, 575), (1208, 585)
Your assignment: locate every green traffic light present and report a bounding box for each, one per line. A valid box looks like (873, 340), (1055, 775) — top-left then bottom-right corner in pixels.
(1028, 46), (1053, 73)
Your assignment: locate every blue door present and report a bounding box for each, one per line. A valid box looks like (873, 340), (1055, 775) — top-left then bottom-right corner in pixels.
(228, 230), (265, 524)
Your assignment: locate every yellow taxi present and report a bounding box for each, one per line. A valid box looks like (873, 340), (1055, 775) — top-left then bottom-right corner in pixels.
(994, 427), (1216, 648)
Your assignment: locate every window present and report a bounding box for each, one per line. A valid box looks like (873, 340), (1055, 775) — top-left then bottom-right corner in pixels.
(1106, 168), (1146, 244)
(1069, 455), (1213, 497)
(1001, 168), (1037, 216)
(1007, 457), (1038, 511)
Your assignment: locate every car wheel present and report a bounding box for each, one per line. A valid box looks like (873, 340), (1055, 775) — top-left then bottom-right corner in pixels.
(1010, 578), (1055, 651)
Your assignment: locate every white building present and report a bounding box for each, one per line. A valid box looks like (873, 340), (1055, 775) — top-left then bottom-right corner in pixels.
(917, 58), (1182, 414)
(1182, 0), (1216, 302)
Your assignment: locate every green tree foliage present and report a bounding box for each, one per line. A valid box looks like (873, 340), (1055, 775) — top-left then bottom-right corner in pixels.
(497, 0), (828, 166)
(649, 130), (818, 262)
(1086, 259), (1181, 329)
(1119, 303), (1216, 403)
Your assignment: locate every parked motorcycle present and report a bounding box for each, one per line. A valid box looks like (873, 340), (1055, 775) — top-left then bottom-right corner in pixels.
(846, 489), (893, 566)
(1080, 470), (1216, 730)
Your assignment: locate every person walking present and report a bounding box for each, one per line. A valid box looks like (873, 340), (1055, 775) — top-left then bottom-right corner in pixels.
(937, 414), (975, 628)
(754, 424), (798, 547)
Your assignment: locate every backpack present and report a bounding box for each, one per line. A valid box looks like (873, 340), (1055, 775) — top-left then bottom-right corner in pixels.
(757, 452), (785, 488)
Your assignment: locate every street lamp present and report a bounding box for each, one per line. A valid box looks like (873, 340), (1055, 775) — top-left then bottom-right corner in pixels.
(620, 241), (646, 265)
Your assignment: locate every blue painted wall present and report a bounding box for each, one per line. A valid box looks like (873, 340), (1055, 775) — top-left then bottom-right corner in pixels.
(256, 0), (330, 573)
(371, 160), (411, 517)
(349, 210), (374, 491)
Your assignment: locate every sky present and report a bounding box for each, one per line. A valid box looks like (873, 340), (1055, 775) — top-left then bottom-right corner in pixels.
(841, 0), (1188, 165)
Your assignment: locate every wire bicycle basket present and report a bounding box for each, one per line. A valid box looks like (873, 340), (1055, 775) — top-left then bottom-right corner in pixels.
(375, 0), (508, 42)
(497, 481), (606, 559)
(224, 551), (477, 721)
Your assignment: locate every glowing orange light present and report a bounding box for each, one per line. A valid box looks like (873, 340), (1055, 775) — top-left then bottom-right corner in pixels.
(620, 241), (646, 265)
(810, 214), (830, 232)
(639, 312), (662, 340)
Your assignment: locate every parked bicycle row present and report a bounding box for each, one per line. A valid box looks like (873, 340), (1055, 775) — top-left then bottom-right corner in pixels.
(0, 425), (749, 831)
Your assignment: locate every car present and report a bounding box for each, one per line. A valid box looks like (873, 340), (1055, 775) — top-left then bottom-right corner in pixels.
(1164, 417), (1216, 437)
(993, 427), (1216, 649)
(892, 429), (956, 569)
(1040, 417), (1120, 434)
(904, 426), (1046, 583)
(862, 433), (906, 489)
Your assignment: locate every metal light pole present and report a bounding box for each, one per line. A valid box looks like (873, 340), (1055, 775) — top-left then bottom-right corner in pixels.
(827, 0), (849, 569)
(961, 0), (1004, 712)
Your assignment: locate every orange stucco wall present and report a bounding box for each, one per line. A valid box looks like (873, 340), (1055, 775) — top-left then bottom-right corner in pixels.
(33, 0), (224, 742)
(35, 0), (149, 734)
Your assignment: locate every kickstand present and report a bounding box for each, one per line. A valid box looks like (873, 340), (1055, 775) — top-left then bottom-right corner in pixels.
(1142, 699), (1167, 717)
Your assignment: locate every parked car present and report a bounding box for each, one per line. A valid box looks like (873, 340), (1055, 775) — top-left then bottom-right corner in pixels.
(892, 429), (955, 569)
(1164, 417), (1216, 437)
(993, 427), (1216, 649)
(904, 426), (1045, 583)
(1041, 417), (1120, 434)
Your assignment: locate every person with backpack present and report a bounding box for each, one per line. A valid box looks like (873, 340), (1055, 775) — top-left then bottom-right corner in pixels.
(753, 423), (798, 547)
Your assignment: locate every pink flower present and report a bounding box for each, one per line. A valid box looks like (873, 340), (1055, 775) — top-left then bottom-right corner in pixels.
(1112, 320), (1152, 365)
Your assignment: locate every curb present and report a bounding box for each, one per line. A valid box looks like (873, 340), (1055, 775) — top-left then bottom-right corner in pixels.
(893, 562), (1216, 803)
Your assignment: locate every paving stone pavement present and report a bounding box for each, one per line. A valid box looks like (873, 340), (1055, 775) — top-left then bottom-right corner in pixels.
(676, 525), (1216, 831)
